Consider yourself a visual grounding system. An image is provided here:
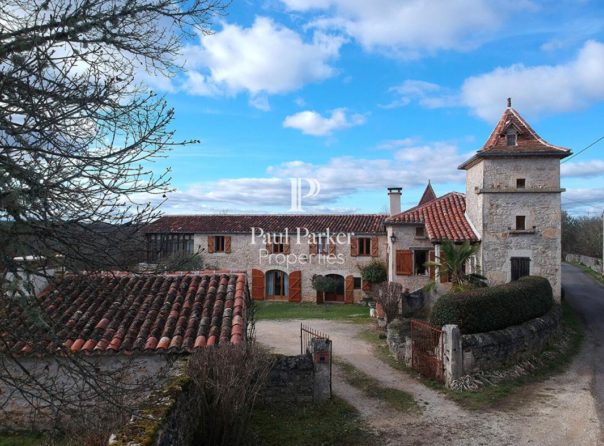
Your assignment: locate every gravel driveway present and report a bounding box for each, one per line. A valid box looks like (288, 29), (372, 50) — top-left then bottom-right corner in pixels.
(256, 317), (601, 445)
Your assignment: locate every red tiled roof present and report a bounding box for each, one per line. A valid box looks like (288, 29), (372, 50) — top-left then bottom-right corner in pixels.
(1, 272), (248, 356)
(144, 214), (386, 234)
(460, 106), (571, 169)
(385, 193), (478, 242)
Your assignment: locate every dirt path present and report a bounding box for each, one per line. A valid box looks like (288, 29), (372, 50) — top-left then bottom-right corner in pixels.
(256, 319), (601, 446)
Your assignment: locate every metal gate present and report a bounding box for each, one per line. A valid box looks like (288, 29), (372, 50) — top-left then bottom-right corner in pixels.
(301, 323), (332, 397)
(410, 319), (444, 382)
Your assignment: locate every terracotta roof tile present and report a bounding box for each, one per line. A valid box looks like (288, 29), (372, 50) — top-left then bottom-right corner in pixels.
(1, 272), (249, 356)
(144, 214), (386, 235)
(460, 106), (571, 169)
(385, 192), (478, 242)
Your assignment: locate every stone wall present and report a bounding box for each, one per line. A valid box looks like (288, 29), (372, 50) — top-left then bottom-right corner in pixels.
(195, 233), (388, 302)
(386, 306), (561, 387)
(566, 254), (602, 274)
(461, 306), (561, 374)
(263, 354), (314, 402)
(0, 355), (169, 431)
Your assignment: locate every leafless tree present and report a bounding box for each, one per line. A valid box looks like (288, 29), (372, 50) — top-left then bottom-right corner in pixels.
(375, 281), (403, 324)
(0, 0), (227, 434)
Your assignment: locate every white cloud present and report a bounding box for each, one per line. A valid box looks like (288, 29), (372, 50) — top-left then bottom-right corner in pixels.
(562, 160), (604, 178)
(283, 108), (366, 136)
(461, 40), (604, 121)
(138, 141), (470, 213)
(390, 41), (604, 121)
(562, 187), (604, 213)
(281, 0), (525, 57)
(182, 17), (344, 98)
(385, 80), (457, 108)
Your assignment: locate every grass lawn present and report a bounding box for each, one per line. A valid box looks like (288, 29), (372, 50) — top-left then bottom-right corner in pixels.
(359, 300), (584, 410)
(337, 361), (419, 413)
(250, 397), (378, 446)
(0, 432), (48, 446)
(254, 301), (370, 322)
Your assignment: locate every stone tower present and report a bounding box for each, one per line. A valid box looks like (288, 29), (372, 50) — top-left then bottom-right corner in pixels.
(459, 100), (571, 300)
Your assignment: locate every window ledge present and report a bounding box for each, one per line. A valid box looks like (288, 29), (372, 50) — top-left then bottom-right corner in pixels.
(508, 229), (536, 235)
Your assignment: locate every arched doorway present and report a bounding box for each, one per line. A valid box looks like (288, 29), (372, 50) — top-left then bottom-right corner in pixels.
(266, 270), (288, 299)
(324, 274), (345, 302)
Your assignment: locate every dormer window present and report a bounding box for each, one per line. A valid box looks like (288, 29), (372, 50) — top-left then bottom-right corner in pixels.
(506, 132), (517, 146)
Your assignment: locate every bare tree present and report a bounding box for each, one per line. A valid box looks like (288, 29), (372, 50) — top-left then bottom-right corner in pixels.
(375, 281), (403, 324)
(0, 0), (227, 433)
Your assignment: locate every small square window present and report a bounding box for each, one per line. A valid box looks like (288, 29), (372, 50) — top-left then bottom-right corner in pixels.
(516, 178), (526, 189)
(415, 226), (425, 238)
(506, 133), (517, 146)
(516, 216), (526, 231)
(353, 277), (362, 289)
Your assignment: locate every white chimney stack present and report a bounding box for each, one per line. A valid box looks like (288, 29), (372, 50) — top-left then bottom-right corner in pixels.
(387, 187), (402, 215)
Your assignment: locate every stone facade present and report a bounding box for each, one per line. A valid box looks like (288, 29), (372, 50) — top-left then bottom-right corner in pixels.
(196, 233), (388, 302)
(387, 225), (435, 292)
(263, 354), (314, 402)
(465, 157), (564, 299)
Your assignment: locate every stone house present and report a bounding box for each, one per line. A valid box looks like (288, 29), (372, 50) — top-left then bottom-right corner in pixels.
(145, 215), (388, 303)
(144, 103), (569, 302)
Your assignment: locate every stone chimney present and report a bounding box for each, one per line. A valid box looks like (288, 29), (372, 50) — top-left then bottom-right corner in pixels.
(387, 187), (402, 215)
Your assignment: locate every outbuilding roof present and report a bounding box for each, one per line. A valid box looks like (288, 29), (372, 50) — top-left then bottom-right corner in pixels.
(385, 192), (478, 242)
(1, 271), (248, 356)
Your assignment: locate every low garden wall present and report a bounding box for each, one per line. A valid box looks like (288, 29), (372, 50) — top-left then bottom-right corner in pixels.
(460, 305), (561, 374)
(566, 254), (602, 274)
(262, 354), (314, 402)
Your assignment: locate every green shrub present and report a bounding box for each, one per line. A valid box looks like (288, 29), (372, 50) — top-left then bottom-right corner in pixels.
(430, 276), (554, 334)
(359, 259), (387, 285)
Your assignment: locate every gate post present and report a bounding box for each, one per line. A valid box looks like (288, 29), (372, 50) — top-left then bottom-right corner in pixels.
(309, 337), (332, 401)
(442, 324), (462, 388)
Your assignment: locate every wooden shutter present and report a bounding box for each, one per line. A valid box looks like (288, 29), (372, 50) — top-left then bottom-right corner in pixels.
(207, 236), (215, 254)
(396, 250), (413, 276)
(284, 236), (290, 254)
(362, 279), (370, 292)
(288, 271), (302, 303)
(309, 241), (317, 255)
(350, 238), (359, 257)
(265, 242), (273, 254)
(439, 251), (449, 283)
(429, 250), (435, 279)
(345, 275), (354, 304)
(328, 242), (336, 255)
(224, 236), (231, 254)
(371, 236), (379, 257)
(251, 269), (265, 300)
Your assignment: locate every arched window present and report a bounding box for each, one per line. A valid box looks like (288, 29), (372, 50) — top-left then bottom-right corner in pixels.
(266, 270), (288, 298)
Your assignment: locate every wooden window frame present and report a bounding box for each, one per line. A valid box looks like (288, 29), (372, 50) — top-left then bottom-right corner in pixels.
(214, 236), (225, 252)
(353, 277), (362, 289)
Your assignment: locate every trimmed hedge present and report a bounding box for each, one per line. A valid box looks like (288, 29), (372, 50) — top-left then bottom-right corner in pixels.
(429, 276), (554, 334)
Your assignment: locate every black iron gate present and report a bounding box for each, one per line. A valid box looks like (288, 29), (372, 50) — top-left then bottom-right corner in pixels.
(301, 323), (332, 397)
(410, 319), (444, 382)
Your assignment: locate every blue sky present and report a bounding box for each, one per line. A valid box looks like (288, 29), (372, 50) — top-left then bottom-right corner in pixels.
(140, 0), (604, 217)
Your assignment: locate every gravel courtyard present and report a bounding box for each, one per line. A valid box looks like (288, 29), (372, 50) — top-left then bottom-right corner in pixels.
(256, 318), (601, 446)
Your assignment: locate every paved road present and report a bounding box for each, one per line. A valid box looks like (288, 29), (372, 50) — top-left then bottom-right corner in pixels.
(563, 263), (604, 428)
